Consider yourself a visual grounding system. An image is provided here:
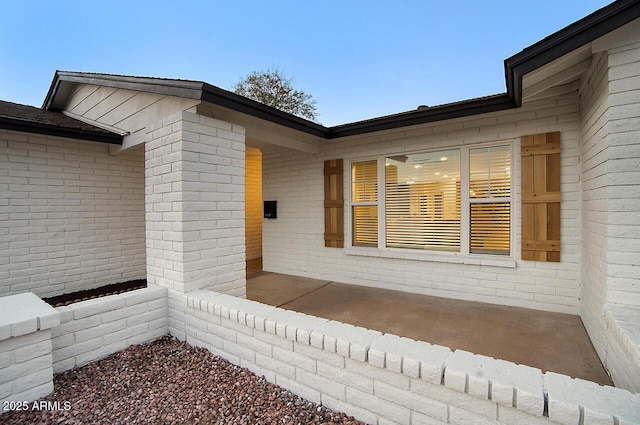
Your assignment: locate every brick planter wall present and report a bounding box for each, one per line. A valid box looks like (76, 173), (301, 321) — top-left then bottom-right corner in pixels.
(175, 290), (640, 425)
(51, 286), (167, 373)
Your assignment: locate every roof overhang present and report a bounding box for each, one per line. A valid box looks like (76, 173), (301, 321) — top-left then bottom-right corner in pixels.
(42, 0), (640, 140)
(44, 72), (329, 139)
(505, 0), (640, 107)
(0, 115), (123, 144)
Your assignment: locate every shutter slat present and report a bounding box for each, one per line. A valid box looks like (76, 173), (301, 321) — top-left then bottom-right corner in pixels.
(521, 192), (561, 203)
(324, 200), (344, 208)
(521, 142), (560, 156)
(324, 159), (344, 248)
(521, 132), (561, 262)
(522, 239), (561, 251)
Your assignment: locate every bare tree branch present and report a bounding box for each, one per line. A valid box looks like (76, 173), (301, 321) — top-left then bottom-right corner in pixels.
(233, 68), (319, 123)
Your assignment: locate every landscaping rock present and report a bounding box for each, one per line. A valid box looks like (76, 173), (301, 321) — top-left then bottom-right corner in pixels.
(3, 336), (365, 424)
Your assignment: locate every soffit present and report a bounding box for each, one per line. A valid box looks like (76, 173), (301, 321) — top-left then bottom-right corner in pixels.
(521, 44), (593, 103)
(197, 101), (323, 154)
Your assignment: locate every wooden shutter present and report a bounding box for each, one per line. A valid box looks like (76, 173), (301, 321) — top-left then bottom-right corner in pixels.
(521, 132), (560, 261)
(324, 159), (344, 248)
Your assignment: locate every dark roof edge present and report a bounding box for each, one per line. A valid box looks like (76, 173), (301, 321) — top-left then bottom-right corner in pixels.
(334, 0), (640, 137)
(41, 2), (640, 140)
(0, 116), (123, 144)
(328, 95), (514, 138)
(505, 0), (640, 106)
(201, 83), (328, 138)
(43, 71), (330, 138)
(43, 71), (206, 110)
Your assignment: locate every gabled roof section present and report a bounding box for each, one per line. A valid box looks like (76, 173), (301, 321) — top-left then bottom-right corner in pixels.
(44, 71), (328, 138)
(0, 100), (123, 144)
(505, 0), (640, 107)
(42, 0), (640, 140)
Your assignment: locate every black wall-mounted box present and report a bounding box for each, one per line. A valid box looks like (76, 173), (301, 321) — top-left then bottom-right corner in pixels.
(264, 201), (277, 218)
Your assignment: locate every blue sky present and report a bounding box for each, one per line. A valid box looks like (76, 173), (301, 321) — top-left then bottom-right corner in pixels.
(1, 1), (611, 126)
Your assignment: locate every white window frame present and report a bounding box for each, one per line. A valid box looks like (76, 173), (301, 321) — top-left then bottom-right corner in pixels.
(350, 159), (379, 247)
(345, 140), (515, 267)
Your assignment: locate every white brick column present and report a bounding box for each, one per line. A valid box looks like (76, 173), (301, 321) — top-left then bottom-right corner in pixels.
(605, 43), (640, 308)
(145, 111), (246, 297)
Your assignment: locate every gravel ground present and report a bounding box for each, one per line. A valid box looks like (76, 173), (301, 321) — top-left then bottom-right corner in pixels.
(3, 337), (366, 425)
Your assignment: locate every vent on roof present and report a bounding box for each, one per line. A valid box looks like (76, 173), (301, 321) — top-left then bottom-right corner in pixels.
(417, 105), (429, 110)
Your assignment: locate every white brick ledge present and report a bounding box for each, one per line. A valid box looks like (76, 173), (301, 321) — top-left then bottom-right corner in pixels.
(0, 293), (60, 410)
(0, 293), (60, 341)
(603, 304), (640, 393)
(185, 290), (640, 423)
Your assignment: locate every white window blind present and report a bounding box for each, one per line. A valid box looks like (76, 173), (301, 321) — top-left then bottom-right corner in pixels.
(348, 143), (512, 256)
(385, 149), (461, 251)
(469, 145), (511, 255)
(351, 161), (378, 247)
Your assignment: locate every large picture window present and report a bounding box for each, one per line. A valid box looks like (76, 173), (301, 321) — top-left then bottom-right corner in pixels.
(349, 143), (512, 256)
(385, 149), (460, 251)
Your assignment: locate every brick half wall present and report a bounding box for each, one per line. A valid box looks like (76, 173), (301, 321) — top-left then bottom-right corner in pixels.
(52, 286), (167, 373)
(175, 290), (640, 425)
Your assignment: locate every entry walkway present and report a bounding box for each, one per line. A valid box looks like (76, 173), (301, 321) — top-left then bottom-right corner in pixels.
(246, 271), (612, 386)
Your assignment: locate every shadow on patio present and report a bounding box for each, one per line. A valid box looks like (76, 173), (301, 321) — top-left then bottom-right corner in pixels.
(246, 265), (611, 387)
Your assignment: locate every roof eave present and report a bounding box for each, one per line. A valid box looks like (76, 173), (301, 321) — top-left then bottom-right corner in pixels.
(0, 116), (123, 144)
(200, 83), (329, 138)
(43, 71), (332, 138)
(505, 0), (640, 106)
(328, 95), (515, 139)
(43, 71), (205, 110)
(41, 2), (640, 140)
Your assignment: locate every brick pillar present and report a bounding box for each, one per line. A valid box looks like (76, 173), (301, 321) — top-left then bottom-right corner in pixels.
(145, 111), (246, 297)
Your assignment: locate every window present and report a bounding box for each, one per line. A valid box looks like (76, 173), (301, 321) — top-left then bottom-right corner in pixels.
(349, 143), (512, 256)
(469, 146), (511, 255)
(385, 149), (460, 251)
(351, 160), (378, 246)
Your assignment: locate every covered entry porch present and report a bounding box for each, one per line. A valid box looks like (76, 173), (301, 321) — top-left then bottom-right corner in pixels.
(246, 265), (611, 386)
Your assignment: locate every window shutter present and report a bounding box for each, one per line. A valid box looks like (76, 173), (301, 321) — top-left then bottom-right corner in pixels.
(324, 159), (344, 248)
(521, 132), (560, 262)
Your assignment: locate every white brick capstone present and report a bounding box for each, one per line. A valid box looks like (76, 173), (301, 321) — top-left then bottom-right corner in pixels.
(0, 293), (60, 339)
(445, 349), (545, 416)
(368, 333), (451, 384)
(311, 321), (382, 362)
(546, 372), (640, 425)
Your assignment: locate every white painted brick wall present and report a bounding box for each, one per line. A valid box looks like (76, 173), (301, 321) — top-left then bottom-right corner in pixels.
(245, 147), (262, 261)
(145, 111), (246, 296)
(0, 131), (146, 298)
(174, 289), (640, 425)
(579, 42), (640, 392)
(51, 286), (167, 373)
(263, 95), (582, 314)
(579, 51), (611, 366)
(0, 330), (54, 409)
(606, 42), (640, 309)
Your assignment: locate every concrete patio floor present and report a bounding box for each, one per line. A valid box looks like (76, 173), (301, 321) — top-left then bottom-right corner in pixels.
(246, 267), (612, 386)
